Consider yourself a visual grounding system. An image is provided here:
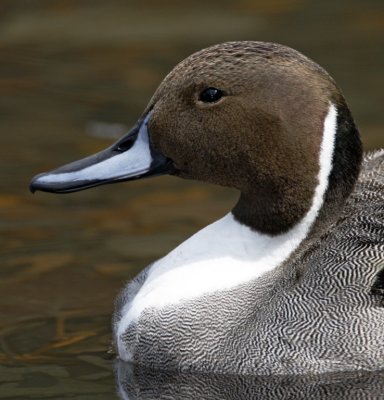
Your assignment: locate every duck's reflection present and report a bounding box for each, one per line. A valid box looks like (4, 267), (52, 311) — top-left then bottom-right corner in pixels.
(116, 360), (384, 400)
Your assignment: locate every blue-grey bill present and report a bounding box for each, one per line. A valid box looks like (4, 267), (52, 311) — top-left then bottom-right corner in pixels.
(30, 113), (174, 193)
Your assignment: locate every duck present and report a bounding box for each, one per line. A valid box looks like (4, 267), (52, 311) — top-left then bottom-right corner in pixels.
(30, 41), (384, 375)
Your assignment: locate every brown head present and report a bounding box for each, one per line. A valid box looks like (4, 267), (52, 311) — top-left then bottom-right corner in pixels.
(30, 42), (362, 235)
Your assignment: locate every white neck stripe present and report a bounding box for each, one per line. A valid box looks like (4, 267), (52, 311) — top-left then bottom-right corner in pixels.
(305, 103), (337, 231)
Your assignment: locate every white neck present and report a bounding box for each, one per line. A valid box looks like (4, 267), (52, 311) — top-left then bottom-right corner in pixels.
(117, 104), (337, 338)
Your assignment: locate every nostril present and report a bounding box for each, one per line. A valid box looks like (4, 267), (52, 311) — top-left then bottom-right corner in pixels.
(116, 137), (135, 152)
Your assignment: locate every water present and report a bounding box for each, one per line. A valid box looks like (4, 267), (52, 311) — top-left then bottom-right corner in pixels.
(1, 0), (383, 398)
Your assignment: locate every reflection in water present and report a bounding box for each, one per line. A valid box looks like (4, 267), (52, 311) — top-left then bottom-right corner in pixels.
(116, 361), (384, 400)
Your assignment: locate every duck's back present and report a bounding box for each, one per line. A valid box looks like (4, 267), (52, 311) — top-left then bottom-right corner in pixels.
(261, 150), (384, 373)
(313, 149), (384, 296)
(299, 150), (384, 293)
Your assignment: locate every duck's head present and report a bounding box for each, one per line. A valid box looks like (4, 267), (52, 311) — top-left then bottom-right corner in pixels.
(30, 42), (362, 235)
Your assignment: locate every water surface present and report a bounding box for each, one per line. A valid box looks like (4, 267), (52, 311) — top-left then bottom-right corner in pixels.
(1, 0), (383, 398)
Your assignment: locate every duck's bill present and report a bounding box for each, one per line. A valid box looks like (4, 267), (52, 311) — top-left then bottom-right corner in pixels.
(30, 113), (174, 194)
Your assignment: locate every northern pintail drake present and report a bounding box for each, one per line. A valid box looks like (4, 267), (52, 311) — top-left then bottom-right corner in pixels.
(30, 41), (384, 375)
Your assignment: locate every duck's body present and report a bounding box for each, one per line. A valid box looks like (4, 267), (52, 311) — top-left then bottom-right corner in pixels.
(115, 150), (384, 374)
(31, 42), (384, 374)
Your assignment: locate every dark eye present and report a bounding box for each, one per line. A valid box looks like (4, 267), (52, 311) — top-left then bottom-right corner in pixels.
(199, 87), (224, 103)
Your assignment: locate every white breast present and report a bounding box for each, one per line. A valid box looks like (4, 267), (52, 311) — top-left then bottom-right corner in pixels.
(116, 104), (337, 347)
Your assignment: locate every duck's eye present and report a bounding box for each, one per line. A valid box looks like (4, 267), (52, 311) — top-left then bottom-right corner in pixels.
(199, 87), (224, 103)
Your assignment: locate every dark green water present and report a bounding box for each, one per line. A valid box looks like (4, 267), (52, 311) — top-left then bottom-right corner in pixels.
(1, 0), (383, 398)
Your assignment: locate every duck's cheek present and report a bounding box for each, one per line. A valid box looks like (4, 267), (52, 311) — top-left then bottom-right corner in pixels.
(148, 126), (191, 172)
